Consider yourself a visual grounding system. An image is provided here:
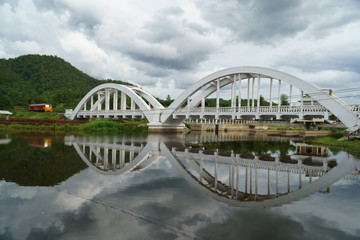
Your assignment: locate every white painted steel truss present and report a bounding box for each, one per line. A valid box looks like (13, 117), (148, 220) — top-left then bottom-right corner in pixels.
(67, 67), (360, 132)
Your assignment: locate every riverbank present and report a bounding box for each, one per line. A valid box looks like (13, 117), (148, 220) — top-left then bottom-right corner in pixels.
(0, 118), (148, 134)
(309, 132), (360, 157)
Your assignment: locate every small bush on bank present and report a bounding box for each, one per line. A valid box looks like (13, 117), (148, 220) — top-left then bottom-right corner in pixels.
(329, 131), (346, 139)
(79, 120), (148, 133)
(80, 120), (125, 132)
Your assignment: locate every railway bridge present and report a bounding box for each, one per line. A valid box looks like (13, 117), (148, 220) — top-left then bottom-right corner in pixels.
(65, 67), (360, 133)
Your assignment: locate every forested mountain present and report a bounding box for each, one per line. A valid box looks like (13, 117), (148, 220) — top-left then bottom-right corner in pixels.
(0, 54), (131, 109)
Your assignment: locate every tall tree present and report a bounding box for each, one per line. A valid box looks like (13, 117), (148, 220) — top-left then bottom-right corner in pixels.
(280, 94), (289, 106)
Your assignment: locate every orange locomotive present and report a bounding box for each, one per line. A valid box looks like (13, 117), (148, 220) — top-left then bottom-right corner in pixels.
(28, 104), (53, 112)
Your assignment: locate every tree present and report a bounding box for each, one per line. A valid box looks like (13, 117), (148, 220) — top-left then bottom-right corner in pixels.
(166, 94), (171, 102)
(259, 95), (270, 106)
(280, 94), (289, 106)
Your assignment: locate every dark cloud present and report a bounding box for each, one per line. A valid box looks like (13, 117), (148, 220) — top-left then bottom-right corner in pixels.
(32, 0), (58, 11)
(122, 7), (217, 72)
(196, 0), (308, 44)
(276, 49), (360, 74)
(34, 0), (100, 34)
(196, 0), (360, 45)
(126, 51), (208, 71)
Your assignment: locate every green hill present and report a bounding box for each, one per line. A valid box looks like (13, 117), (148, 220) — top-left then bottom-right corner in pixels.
(0, 54), (131, 110)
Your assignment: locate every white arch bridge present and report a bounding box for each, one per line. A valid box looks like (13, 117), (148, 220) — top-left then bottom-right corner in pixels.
(65, 67), (360, 132)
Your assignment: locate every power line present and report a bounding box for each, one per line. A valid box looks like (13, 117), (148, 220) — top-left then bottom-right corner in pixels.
(56, 187), (211, 240)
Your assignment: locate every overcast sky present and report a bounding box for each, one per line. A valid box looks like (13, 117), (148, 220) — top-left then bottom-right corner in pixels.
(1, 0), (359, 103)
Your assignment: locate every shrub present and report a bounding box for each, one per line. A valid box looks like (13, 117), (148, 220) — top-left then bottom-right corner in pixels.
(329, 131), (346, 139)
(80, 120), (125, 132)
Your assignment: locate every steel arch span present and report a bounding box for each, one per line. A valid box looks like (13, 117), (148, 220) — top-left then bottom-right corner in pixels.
(161, 66), (360, 132)
(67, 83), (164, 123)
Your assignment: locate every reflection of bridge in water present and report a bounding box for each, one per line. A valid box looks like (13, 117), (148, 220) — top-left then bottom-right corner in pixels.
(65, 135), (360, 208)
(185, 131), (302, 143)
(65, 136), (160, 175)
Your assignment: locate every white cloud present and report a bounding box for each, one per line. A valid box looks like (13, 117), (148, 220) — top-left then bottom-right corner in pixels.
(0, 0), (359, 102)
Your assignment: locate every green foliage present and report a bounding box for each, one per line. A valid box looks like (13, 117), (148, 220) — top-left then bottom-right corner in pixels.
(80, 120), (147, 133)
(311, 136), (360, 158)
(0, 137), (87, 186)
(80, 120), (126, 132)
(156, 94), (174, 107)
(0, 120), (148, 134)
(329, 131), (346, 138)
(204, 97), (272, 108)
(12, 111), (63, 119)
(0, 54), (132, 110)
(280, 94), (289, 105)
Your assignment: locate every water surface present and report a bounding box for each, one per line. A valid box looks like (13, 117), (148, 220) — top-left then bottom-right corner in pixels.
(0, 132), (359, 240)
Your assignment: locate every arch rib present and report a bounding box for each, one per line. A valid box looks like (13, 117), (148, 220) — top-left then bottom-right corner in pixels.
(69, 83), (162, 123)
(161, 66), (359, 131)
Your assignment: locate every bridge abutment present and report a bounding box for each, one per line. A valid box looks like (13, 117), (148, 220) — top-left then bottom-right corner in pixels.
(148, 122), (185, 133)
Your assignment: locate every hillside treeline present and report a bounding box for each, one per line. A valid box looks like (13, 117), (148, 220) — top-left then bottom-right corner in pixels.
(0, 54), (131, 109)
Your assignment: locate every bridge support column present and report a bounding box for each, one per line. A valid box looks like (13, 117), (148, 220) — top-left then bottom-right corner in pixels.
(105, 89), (110, 111)
(252, 77), (255, 111)
(231, 75), (236, 109)
(121, 92), (126, 110)
(112, 149), (116, 170)
(269, 78), (273, 110)
(98, 93), (102, 110)
(247, 78), (250, 111)
(257, 75), (260, 113)
(216, 79), (220, 114)
(300, 91), (304, 120)
(113, 91), (118, 110)
(277, 80), (281, 113)
(324, 111), (329, 121)
(104, 148), (108, 170)
(201, 86), (205, 114)
(131, 99), (135, 110)
(238, 75), (242, 112)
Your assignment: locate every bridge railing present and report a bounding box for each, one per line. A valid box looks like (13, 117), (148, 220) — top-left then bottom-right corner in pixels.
(77, 109), (144, 115)
(174, 105), (329, 114)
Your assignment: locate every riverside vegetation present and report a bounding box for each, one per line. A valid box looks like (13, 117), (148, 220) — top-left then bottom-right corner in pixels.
(0, 119), (148, 134)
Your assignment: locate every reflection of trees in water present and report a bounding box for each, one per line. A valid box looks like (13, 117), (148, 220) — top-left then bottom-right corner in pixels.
(0, 137), (86, 186)
(203, 141), (296, 157)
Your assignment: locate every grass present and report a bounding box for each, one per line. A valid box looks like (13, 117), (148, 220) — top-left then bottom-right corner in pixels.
(310, 135), (360, 158)
(268, 126), (304, 130)
(10, 111), (64, 120)
(0, 119), (148, 134)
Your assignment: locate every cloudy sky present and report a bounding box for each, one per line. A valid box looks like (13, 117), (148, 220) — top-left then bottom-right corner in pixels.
(1, 0), (360, 102)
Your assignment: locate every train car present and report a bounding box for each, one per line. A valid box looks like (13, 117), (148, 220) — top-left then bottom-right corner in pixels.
(28, 104), (53, 112)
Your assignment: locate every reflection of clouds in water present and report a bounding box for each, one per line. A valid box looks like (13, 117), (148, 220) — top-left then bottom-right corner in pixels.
(0, 157), (223, 240)
(0, 181), (37, 200)
(278, 183), (360, 237)
(1, 138), (360, 240)
(0, 157), (219, 240)
(55, 156), (176, 211)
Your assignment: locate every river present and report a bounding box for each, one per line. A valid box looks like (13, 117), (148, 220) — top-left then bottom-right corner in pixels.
(0, 132), (359, 240)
